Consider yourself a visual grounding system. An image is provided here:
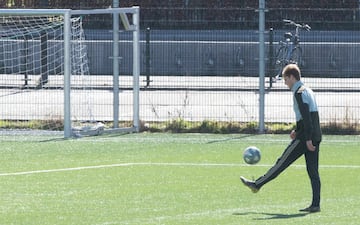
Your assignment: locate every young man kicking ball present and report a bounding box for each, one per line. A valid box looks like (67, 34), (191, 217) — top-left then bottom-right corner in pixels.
(240, 64), (322, 213)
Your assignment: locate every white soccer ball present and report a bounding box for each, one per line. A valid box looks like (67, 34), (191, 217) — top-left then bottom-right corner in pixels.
(243, 146), (261, 164)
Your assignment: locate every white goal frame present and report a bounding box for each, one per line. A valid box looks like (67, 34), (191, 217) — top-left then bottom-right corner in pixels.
(0, 7), (140, 138)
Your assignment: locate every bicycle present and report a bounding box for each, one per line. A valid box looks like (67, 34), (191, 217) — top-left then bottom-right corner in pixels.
(273, 19), (311, 81)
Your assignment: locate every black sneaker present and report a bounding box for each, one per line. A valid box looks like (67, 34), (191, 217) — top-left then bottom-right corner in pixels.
(299, 206), (321, 213)
(240, 176), (259, 193)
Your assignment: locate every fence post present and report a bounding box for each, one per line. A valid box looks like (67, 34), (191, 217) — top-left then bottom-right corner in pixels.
(145, 27), (151, 87)
(63, 10), (72, 138)
(132, 7), (140, 132)
(268, 27), (274, 88)
(112, 0), (120, 128)
(39, 32), (48, 88)
(258, 0), (266, 133)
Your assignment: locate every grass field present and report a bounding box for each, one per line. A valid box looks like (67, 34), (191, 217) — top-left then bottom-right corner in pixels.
(0, 133), (359, 225)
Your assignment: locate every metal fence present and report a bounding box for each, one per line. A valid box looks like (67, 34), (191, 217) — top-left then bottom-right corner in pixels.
(0, 3), (359, 134)
(80, 29), (360, 78)
(131, 29), (360, 134)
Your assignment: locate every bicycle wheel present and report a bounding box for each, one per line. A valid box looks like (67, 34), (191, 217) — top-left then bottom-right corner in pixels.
(290, 47), (303, 67)
(274, 46), (288, 77)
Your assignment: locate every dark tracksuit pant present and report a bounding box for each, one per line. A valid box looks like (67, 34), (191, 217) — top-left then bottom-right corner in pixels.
(250, 82), (322, 207)
(254, 138), (321, 207)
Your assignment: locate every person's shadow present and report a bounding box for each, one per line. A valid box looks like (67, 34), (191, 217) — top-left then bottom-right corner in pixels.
(233, 211), (309, 220)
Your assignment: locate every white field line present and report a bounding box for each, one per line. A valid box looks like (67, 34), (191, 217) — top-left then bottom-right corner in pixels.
(0, 162), (359, 177)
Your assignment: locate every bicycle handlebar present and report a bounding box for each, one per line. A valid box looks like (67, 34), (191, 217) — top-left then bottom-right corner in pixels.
(283, 19), (311, 31)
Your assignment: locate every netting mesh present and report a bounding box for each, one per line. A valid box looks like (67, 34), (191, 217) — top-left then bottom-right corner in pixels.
(0, 15), (94, 131)
(0, 16), (62, 78)
(0, 15), (90, 81)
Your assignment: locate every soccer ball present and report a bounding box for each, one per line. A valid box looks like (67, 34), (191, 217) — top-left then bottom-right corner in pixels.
(243, 146), (261, 164)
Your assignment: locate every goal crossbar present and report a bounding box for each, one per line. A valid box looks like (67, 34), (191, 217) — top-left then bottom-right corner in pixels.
(73, 8), (138, 31)
(0, 7), (138, 15)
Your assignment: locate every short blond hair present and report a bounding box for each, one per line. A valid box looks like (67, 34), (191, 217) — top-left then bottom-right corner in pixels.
(282, 64), (301, 80)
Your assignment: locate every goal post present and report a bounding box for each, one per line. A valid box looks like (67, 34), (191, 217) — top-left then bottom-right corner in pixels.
(0, 7), (141, 138)
(69, 7), (141, 137)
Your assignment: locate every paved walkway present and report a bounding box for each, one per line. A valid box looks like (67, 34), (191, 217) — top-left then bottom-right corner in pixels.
(0, 75), (359, 125)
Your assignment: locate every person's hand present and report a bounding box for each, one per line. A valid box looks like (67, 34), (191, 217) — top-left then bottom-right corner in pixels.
(290, 130), (296, 140)
(306, 140), (316, 151)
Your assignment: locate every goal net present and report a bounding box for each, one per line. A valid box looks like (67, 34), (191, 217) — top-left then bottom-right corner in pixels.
(0, 8), (140, 137)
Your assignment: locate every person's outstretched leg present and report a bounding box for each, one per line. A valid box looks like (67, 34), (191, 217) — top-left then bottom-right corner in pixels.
(240, 139), (305, 192)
